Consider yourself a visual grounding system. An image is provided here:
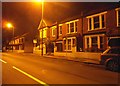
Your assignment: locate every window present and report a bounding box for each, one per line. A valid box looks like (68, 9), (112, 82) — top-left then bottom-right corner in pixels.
(67, 24), (69, 33)
(91, 37), (98, 48)
(52, 26), (56, 37)
(88, 18), (92, 30)
(87, 12), (107, 31)
(116, 8), (120, 27)
(40, 28), (47, 38)
(66, 19), (78, 34)
(70, 23), (74, 32)
(75, 22), (78, 32)
(85, 35), (105, 52)
(64, 37), (76, 51)
(68, 39), (71, 50)
(94, 16), (100, 29)
(59, 25), (62, 35)
(101, 14), (105, 28)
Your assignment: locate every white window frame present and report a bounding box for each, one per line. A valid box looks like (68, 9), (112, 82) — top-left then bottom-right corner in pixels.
(63, 37), (76, 51)
(85, 34), (105, 49)
(59, 24), (63, 36)
(66, 19), (79, 34)
(87, 11), (107, 31)
(40, 27), (47, 38)
(51, 26), (56, 37)
(116, 8), (120, 27)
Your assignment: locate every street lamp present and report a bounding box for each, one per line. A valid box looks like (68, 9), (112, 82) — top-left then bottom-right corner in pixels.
(6, 22), (14, 51)
(36, 0), (45, 56)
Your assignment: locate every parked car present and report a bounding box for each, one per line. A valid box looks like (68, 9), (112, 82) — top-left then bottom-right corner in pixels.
(100, 47), (120, 72)
(100, 37), (120, 72)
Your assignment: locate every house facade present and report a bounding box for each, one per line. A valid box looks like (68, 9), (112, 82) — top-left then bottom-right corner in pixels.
(34, 7), (120, 56)
(54, 19), (83, 53)
(83, 7), (120, 52)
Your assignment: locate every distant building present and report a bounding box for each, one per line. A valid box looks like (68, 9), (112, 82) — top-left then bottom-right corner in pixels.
(8, 33), (33, 53)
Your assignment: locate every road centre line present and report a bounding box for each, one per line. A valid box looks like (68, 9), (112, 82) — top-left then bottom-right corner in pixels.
(12, 66), (49, 86)
(0, 59), (7, 64)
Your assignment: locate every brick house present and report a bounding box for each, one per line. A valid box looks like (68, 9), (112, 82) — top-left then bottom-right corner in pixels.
(53, 17), (83, 53)
(33, 19), (54, 55)
(83, 7), (120, 52)
(35, 6), (120, 56)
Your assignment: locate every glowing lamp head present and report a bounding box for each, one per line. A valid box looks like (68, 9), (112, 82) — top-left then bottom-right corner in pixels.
(6, 23), (13, 28)
(36, 0), (44, 2)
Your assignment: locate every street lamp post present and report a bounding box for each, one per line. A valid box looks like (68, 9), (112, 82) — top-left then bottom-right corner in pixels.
(6, 22), (14, 52)
(37, 0), (45, 56)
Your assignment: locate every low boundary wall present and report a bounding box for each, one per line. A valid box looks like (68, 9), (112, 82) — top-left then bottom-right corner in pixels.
(54, 52), (102, 61)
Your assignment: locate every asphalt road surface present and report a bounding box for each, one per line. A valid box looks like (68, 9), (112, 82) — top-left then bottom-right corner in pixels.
(0, 52), (120, 85)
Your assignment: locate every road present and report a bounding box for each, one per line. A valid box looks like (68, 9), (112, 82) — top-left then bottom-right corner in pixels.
(0, 52), (120, 85)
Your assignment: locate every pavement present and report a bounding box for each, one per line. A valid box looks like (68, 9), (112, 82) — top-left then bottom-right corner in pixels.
(38, 54), (100, 65)
(1, 51), (101, 65)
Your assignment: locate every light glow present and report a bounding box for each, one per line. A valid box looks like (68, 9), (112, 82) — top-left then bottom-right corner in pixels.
(35, 0), (44, 2)
(6, 22), (13, 28)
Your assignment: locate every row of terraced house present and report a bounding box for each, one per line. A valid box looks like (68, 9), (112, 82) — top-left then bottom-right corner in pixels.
(7, 7), (120, 59)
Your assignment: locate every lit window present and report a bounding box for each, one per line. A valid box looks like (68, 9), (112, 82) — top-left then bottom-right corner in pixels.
(87, 12), (106, 30)
(52, 26), (56, 37)
(68, 39), (71, 50)
(67, 24), (69, 33)
(40, 28), (47, 38)
(70, 23), (74, 32)
(85, 35), (104, 52)
(91, 37), (98, 48)
(59, 26), (62, 35)
(66, 19), (78, 34)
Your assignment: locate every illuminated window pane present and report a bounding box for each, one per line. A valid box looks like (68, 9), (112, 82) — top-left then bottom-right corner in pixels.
(70, 23), (74, 32)
(68, 39), (71, 50)
(94, 16), (100, 29)
(91, 37), (98, 48)
(59, 26), (62, 35)
(89, 18), (92, 30)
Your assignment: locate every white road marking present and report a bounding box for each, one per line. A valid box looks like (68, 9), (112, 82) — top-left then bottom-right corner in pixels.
(0, 59), (7, 64)
(12, 66), (49, 86)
